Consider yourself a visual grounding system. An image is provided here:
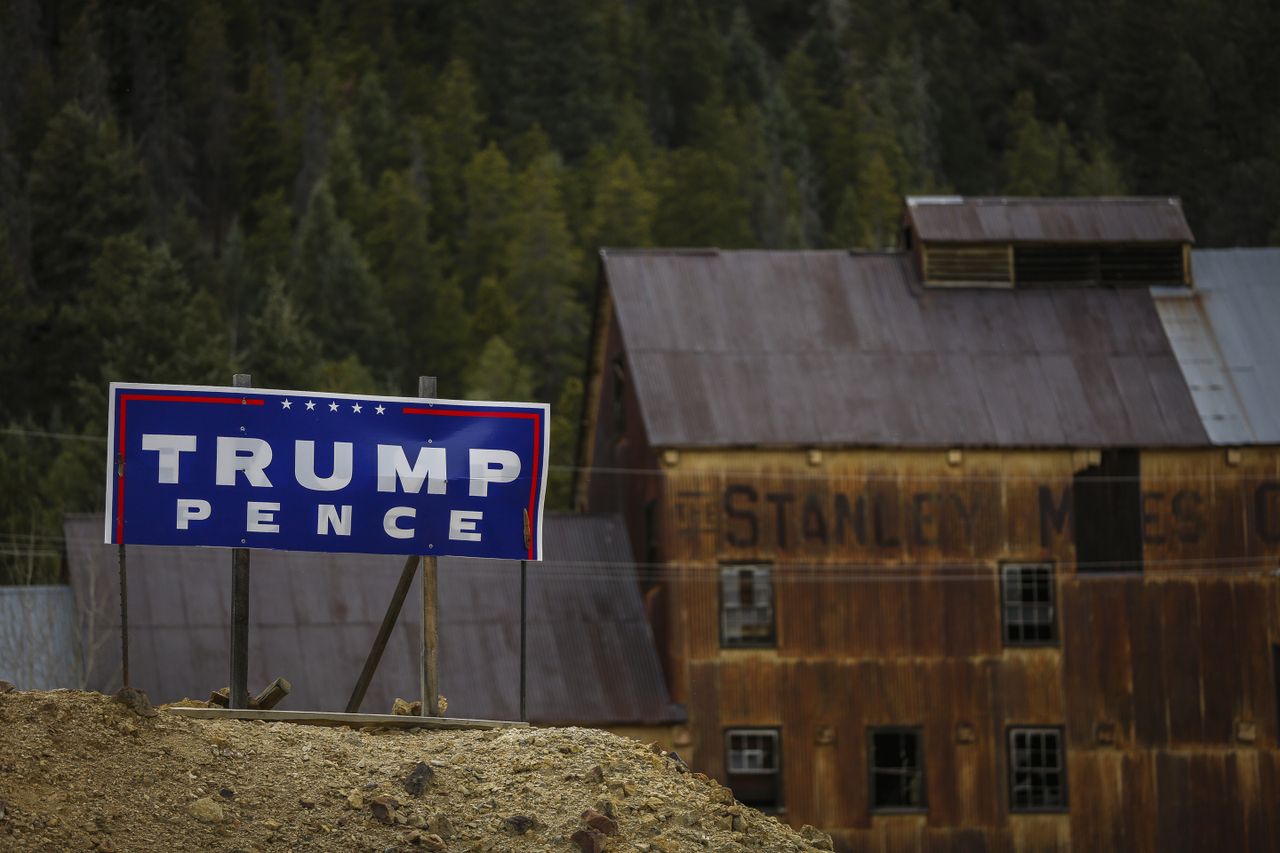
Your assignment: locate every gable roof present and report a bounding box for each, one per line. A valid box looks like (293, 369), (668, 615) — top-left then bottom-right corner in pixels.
(63, 513), (683, 726)
(602, 249), (1209, 449)
(1153, 249), (1280, 444)
(905, 196), (1194, 244)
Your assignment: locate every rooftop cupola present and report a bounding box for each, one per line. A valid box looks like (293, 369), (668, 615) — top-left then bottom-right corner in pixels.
(903, 196), (1193, 289)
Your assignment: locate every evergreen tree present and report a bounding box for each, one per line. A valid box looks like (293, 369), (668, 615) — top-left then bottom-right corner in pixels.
(653, 147), (753, 247)
(585, 153), (657, 251)
(289, 179), (391, 372)
(504, 153), (586, 397)
(352, 71), (398, 183)
(243, 271), (323, 389)
(421, 59), (484, 249)
(464, 335), (535, 402)
(365, 169), (471, 391)
(546, 376), (584, 509)
(458, 143), (515, 287)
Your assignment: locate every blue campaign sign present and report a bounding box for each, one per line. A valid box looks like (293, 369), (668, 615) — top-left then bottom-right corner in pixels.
(103, 382), (549, 560)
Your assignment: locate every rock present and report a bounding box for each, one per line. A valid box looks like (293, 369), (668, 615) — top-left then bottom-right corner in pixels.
(587, 765), (604, 783)
(580, 807), (618, 836)
(95, 838), (116, 852)
(370, 796), (399, 825)
(501, 814), (535, 835)
(594, 797), (616, 818)
(436, 694), (448, 715)
(392, 698), (422, 716)
(676, 811), (700, 828)
(571, 827), (606, 853)
(113, 687), (158, 718)
(420, 833), (446, 852)
(187, 797), (223, 823)
(403, 761), (434, 795)
(0, 680), (14, 693)
(0, 799), (6, 820)
(218, 787), (235, 799)
(800, 825), (834, 850)
(427, 813), (453, 838)
(299, 796), (317, 809)
(346, 790), (363, 809)
(667, 750), (690, 773)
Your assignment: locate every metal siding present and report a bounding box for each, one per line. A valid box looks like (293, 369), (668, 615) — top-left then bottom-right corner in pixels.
(0, 586), (81, 689)
(604, 250), (1207, 448)
(62, 514), (682, 725)
(906, 197), (1193, 244)
(1154, 249), (1280, 444)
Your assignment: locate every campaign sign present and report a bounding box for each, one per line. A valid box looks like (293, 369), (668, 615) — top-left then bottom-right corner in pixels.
(103, 382), (549, 560)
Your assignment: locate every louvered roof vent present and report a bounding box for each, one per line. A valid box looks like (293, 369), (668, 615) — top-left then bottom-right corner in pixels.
(904, 196), (1194, 288)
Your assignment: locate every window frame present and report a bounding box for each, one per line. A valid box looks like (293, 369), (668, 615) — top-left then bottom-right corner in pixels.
(724, 727), (784, 812)
(719, 563), (777, 649)
(1007, 726), (1068, 813)
(1000, 561), (1058, 647)
(868, 726), (927, 814)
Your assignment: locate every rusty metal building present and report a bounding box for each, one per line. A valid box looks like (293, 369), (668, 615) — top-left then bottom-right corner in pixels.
(576, 198), (1280, 851)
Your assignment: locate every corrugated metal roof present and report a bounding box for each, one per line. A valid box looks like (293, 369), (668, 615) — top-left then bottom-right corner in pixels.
(905, 196), (1194, 244)
(62, 514), (683, 725)
(603, 249), (1208, 448)
(1153, 249), (1280, 444)
(0, 586), (80, 689)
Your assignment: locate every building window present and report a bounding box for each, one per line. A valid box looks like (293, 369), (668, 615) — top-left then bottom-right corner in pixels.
(1008, 727), (1066, 811)
(870, 728), (925, 812)
(1001, 563), (1056, 645)
(725, 728), (782, 810)
(720, 565), (775, 647)
(1074, 449), (1141, 573)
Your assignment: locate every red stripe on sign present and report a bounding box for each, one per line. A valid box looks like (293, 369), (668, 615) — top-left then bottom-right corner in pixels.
(115, 394), (264, 543)
(402, 407), (542, 559)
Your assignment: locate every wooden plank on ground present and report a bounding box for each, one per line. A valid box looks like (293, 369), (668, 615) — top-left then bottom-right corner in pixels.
(164, 707), (528, 730)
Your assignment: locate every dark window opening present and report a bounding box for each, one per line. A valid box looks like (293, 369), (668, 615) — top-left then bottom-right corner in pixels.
(720, 565), (775, 647)
(1014, 245), (1185, 286)
(1074, 449), (1141, 573)
(1008, 727), (1066, 811)
(870, 728), (925, 812)
(725, 729), (782, 811)
(1002, 563), (1057, 645)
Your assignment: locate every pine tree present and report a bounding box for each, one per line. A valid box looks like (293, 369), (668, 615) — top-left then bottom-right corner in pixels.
(364, 169), (471, 391)
(243, 271), (323, 389)
(458, 143), (515, 287)
(653, 147), (753, 247)
(1003, 91), (1060, 195)
(289, 179), (392, 372)
(27, 104), (147, 304)
(464, 336), (535, 402)
(421, 59), (484, 249)
(504, 153), (586, 397)
(352, 71), (398, 183)
(585, 153), (656, 250)
(546, 376), (583, 509)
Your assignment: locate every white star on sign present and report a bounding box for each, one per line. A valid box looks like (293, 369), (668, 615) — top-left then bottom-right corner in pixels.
(305, 400), (316, 411)
(352, 403), (363, 413)
(281, 399), (292, 409)
(328, 401), (339, 412)
(374, 404), (386, 415)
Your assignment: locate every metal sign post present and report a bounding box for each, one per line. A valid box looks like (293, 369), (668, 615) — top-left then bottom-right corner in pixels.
(118, 543), (128, 687)
(229, 373), (252, 709)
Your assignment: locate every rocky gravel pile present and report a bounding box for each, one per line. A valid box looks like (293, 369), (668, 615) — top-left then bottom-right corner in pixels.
(0, 686), (832, 852)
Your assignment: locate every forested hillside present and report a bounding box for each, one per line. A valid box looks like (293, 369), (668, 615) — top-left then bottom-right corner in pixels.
(2, 0), (1279, 581)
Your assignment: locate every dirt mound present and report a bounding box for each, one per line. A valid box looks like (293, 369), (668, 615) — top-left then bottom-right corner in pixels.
(0, 689), (830, 852)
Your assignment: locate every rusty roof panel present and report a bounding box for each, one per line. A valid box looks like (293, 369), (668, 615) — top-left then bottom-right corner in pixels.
(62, 514), (683, 725)
(605, 250), (1208, 448)
(1153, 249), (1280, 444)
(906, 196), (1194, 244)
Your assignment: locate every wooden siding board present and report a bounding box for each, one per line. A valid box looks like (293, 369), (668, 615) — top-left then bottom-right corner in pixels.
(1127, 577), (1170, 746)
